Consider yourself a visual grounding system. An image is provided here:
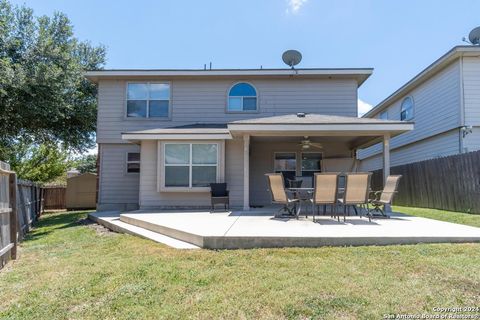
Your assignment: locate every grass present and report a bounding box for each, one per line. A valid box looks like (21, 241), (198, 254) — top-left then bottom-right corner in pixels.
(394, 205), (480, 228)
(0, 209), (479, 319)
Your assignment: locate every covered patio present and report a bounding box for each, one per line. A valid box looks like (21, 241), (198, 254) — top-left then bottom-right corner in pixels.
(89, 208), (480, 249)
(228, 114), (414, 210)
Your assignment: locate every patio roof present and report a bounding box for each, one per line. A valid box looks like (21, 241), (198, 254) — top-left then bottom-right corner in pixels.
(227, 113), (414, 148)
(122, 124), (232, 141)
(121, 113), (413, 148)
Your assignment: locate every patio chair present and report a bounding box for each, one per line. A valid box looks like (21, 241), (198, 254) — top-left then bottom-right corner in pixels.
(265, 173), (299, 217)
(311, 173), (340, 222)
(336, 172), (372, 222)
(210, 183), (229, 212)
(368, 175), (402, 218)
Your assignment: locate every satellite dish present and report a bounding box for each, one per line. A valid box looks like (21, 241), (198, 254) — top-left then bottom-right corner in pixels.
(282, 50), (302, 68)
(468, 27), (480, 45)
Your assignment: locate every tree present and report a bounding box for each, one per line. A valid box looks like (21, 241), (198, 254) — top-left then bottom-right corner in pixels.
(75, 154), (97, 174)
(0, 0), (106, 162)
(8, 142), (72, 183)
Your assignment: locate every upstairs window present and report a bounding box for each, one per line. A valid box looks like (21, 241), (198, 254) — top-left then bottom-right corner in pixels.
(400, 97), (414, 121)
(227, 82), (257, 112)
(127, 82), (170, 118)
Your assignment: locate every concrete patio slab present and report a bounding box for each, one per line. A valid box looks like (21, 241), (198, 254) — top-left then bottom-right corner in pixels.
(88, 211), (200, 249)
(113, 208), (480, 249)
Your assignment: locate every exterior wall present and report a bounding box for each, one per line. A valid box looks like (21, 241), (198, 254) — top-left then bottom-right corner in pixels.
(359, 60), (462, 164)
(461, 57), (480, 152)
(463, 57), (480, 126)
(97, 76), (360, 209)
(97, 78), (358, 143)
(97, 143), (140, 211)
(138, 139), (244, 209)
(359, 129), (460, 171)
(250, 140), (353, 206)
(463, 127), (480, 152)
(135, 138), (354, 208)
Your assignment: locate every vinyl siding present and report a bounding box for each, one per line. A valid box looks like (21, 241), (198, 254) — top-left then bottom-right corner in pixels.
(138, 139), (243, 209)
(463, 57), (480, 126)
(137, 138), (354, 208)
(97, 78), (358, 143)
(224, 139), (244, 208)
(463, 126), (480, 152)
(358, 60), (462, 161)
(97, 143), (140, 211)
(359, 129), (460, 171)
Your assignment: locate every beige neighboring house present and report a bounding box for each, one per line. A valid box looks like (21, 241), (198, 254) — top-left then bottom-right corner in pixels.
(359, 46), (480, 171)
(66, 172), (97, 210)
(86, 68), (413, 211)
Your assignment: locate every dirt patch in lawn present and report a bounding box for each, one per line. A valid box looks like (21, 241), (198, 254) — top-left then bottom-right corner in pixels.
(77, 218), (117, 237)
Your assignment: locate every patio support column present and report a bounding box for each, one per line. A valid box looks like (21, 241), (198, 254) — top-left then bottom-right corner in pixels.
(243, 134), (250, 211)
(382, 133), (391, 185)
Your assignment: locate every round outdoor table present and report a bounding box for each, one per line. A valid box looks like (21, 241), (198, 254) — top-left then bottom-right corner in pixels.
(287, 187), (314, 218)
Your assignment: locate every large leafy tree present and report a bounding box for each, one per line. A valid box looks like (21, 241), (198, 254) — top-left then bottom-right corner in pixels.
(74, 154), (97, 174)
(8, 142), (72, 183)
(0, 0), (105, 160)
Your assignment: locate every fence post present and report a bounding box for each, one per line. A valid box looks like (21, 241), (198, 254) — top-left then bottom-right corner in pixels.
(8, 173), (17, 260)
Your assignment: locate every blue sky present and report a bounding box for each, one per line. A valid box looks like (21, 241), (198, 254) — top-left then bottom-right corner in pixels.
(11, 0), (480, 114)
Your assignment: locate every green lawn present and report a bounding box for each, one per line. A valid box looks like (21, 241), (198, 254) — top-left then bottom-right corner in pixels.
(0, 209), (479, 320)
(394, 205), (480, 228)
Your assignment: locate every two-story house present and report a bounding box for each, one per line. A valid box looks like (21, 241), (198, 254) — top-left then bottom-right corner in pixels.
(359, 46), (480, 171)
(86, 68), (413, 212)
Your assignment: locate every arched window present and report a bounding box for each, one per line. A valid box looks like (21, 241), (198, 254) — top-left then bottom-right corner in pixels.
(227, 82), (257, 112)
(400, 96), (414, 121)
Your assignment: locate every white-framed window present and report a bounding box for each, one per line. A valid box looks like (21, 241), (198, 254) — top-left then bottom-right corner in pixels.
(126, 152), (140, 173)
(379, 111), (388, 120)
(301, 152), (322, 177)
(227, 82), (257, 112)
(274, 152), (296, 182)
(126, 82), (170, 118)
(164, 143), (218, 188)
(400, 96), (414, 121)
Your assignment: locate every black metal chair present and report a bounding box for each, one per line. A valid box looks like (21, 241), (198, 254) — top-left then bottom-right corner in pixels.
(210, 183), (229, 212)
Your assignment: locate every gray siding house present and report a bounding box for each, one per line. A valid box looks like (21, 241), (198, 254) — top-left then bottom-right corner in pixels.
(86, 68), (413, 211)
(359, 46), (480, 171)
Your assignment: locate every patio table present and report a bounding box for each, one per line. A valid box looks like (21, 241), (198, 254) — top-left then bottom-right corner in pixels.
(287, 187), (314, 218)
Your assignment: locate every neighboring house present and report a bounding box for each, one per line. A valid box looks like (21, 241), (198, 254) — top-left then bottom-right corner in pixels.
(86, 68), (413, 211)
(359, 46), (480, 171)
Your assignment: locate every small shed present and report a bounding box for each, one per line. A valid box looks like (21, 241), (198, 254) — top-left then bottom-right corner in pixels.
(66, 173), (97, 210)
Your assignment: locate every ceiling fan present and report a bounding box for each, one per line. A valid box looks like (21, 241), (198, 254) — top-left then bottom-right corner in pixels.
(299, 136), (323, 150)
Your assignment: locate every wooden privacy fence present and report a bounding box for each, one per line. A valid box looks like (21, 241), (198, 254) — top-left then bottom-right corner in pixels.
(371, 150), (480, 213)
(43, 186), (66, 210)
(0, 161), (42, 269)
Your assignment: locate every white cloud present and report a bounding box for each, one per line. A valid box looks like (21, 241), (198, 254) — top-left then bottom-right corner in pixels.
(286, 0), (308, 14)
(357, 98), (373, 117)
